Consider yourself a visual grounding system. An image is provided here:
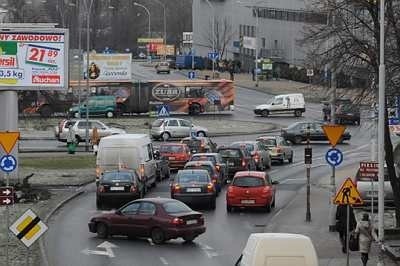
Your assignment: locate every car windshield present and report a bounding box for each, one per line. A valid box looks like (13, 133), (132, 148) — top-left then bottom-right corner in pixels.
(101, 172), (133, 182)
(163, 201), (192, 214)
(191, 156), (217, 164)
(233, 176), (265, 187)
(160, 145), (184, 153)
(177, 173), (209, 183)
(185, 165), (213, 175)
(182, 139), (201, 147)
(260, 138), (277, 147)
(231, 143), (254, 152)
(152, 119), (164, 127)
(219, 149), (241, 158)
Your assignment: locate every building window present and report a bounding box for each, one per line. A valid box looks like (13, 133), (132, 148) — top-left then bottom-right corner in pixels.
(262, 37), (266, 48)
(274, 40), (278, 49)
(253, 7), (326, 25)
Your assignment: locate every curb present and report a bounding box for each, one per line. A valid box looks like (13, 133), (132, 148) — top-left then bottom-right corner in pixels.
(39, 187), (87, 266)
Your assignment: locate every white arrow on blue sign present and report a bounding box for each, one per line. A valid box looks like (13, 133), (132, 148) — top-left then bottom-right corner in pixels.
(208, 52), (219, 61)
(325, 148), (343, 167)
(0, 155), (17, 173)
(188, 71), (196, 79)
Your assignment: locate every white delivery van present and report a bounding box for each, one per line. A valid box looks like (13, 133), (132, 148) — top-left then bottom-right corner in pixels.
(254, 93), (305, 117)
(96, 134), (157, 189)
(235, 233), (318, 266)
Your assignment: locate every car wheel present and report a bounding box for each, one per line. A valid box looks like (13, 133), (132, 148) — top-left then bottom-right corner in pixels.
(209, 198), (216, 210)
(294, 136), (302, 144)
(161, 132), (171, 141)
(265, 201), (272, 213)
(227, 205), (233, 213)
(294, 110), (302, 117)
(151, 228), (166, 244)
(96, 223), (108, 239)
(183, 235), (196, 243)
(106, 111), (114, 118)
(272, 195), (276, 208)
(288, 152), (294, 163)
(197, 131), (206, 137)
(261, 110), (269, 117)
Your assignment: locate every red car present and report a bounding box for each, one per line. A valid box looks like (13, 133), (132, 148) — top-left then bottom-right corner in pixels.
(159, 143), (191, 169)
(88, 198), (206, 244)
(226, 171), (278, 213)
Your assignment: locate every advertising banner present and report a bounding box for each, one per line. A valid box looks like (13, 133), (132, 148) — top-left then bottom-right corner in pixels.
(156, 45), (175, 56)
(83, 53), (132, 81)
(243, 36), (256, 49)
(0, 29), (68, 90)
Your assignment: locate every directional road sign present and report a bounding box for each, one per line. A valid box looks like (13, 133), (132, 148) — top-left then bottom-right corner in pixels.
(188, 71), (195, 79)
(322, 125), (346, 147)
(157, 105), (170, 117)
(208, 52), (219, 61)
(325, 148), (343, 167)
(9, 209), (48, 247)
(0, 186), (14, 206)
(0, 131), (20, 154)
(333, 178), (363, 205)
(0, 155), (17, 173)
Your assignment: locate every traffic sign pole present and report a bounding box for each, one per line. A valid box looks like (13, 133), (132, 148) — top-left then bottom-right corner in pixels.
(305, 126), (311, 222)
(6, 173), (10, 266)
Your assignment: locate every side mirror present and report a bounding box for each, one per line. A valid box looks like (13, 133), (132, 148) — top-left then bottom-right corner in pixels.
(115, 210), (122, 215)
(272, 180), (280, 185)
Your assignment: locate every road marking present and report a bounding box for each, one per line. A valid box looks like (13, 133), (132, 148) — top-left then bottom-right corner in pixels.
(160, 257), (168, 265)
(147, 238), (154, 246)
(199, 242), (219, 258)
(81, 241), (117, 258)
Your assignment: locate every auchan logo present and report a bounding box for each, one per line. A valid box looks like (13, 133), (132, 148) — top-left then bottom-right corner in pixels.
(32, 75), (60, 84)
(152, 83), (181, 102)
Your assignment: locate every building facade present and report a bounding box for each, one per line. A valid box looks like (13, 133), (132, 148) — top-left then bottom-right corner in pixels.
(192, 0), (326, 71)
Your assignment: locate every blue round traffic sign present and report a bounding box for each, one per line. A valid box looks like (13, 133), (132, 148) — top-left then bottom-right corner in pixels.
(0, 155), (17, 173)
(325, 148), (343, 167)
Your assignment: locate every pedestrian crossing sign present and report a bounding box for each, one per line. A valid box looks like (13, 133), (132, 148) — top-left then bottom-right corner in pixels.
(157, 105), (170, 117)
(333, 178), (363, 205)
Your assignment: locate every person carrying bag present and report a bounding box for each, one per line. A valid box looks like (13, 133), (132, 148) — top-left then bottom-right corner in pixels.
(354, 213), (377, 266)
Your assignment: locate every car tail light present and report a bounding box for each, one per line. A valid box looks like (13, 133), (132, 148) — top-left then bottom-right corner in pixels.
(173, 184), (181, 193)
(171, 217), (185, 225)
(139, 163), (145, 176)
(199, 215), (205, 224)
(241, 159), (246, 168)
(130, 185), (137, 192)
(253, 152), (260, 163)
(261, 186), (270, 198)
(98, 185), (105, 193)
(212, 175), (218, 184)
(207, 183), (215, 193)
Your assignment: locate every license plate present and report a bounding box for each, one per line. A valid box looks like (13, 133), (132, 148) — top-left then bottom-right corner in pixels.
(241, 199), (255, 204)
(110, 187), (125, 191)
(186, 219), (197, 225)
(187, 188), (201, 192)
(169, 157), (175, 160)
(367, 191), (379, 197)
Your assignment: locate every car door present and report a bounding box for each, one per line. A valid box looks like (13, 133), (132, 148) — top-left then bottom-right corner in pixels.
(166, 119), (179, 137)
(132, 202), (157, 237)
(111, 202), (141, 236)
(270, 97), (284, 112)
(76, 121), (92, 140)
(312, 123), (326, 141)
(279, 137), (292, 157)
(178, 119), (192, 137)
(142, 143), (157, 186)
(257, 142), (270, 167)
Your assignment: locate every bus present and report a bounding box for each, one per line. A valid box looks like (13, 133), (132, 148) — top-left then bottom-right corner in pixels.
(68, 79), (235, 116)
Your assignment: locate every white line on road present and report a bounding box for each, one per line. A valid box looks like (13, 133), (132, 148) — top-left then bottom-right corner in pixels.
(147, 238), (154, 246)
(160, 257), (169, 265)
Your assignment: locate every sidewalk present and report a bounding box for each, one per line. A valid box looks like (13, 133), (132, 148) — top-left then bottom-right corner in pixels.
(264, 165), (399, 266)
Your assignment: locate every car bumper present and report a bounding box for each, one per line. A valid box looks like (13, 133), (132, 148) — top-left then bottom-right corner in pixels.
(269, 153), (284, 161)
(168, 160), (187, 169)
(165, 225), (206, 240)
(173, 193), (215, 205)
(227, 197), (269, 207)
(226, 166), (247, 177)
(97, 192), (140, 202)
(88, 222), (96, 233)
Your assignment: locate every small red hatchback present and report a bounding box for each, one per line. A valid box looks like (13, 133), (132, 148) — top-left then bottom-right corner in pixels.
(88, 198), (205, 244)
(226, 171), (278, 213)
(159, 143), (191, 169)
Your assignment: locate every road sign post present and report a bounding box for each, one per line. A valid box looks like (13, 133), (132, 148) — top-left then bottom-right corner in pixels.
(305, 126), (311, 222)
(359, 161), (378, 219)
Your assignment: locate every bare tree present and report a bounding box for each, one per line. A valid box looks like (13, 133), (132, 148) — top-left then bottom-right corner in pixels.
(203, 17), (236, 59)
(303, 0), (400, 225)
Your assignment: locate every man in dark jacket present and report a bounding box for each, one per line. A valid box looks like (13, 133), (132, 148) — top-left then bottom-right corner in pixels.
(336, 205), (357, 253)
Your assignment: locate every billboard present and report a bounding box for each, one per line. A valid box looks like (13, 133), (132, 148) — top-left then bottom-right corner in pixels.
(0, 29), (68, 90)
(156, 45), (175, 56)
(83, 53), (132, 81)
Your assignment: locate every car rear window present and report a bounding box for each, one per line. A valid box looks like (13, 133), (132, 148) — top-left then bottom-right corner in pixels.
(185, 165), (213, 175)
(182, 139), (201, 147)
(160, 145), (184, 153)
(152, 120), (164, 127)
(102, 172), (133, 182)
(177, 173), (209, 183)
(233, 176), (265, 187)
(191, 155), (217, 164)
(163, 201), (192, 214)
(219, 149), (241, 158)
(231, 143), (254, 152)
(259, 138), (277, 147)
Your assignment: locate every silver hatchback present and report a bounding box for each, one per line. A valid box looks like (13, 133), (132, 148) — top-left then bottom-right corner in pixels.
(150, 118), (208, 141)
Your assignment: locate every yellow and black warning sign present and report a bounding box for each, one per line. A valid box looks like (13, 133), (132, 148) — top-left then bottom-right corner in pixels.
(333, 177), (364, 205)
(9, 209), (48, 247)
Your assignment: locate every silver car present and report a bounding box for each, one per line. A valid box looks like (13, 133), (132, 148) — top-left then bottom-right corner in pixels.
(150, 118), (208, 141)
(155, 61), (170, 74)
(257, 135), (294, 164)
(54, 119), (126, 143)
(230, 141), (272, 170)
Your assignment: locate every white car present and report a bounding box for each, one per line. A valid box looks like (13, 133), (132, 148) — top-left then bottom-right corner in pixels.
(150, 118), (208, 141)
(254, 93), (305, 117)
(54, 119), (126, 143)
(155, 61), (170, 74)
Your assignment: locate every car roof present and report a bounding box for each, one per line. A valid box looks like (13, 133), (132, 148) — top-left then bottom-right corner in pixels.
(257, 135), (279, 140)
(192, 153), (218, 156)
(181, 136), (206, 140)
(185, 161), (214, 166)
(218, 146), (242, 150)
(177, 169), (209, 174)
(102, 170), (134, 174)
(160, 143), (187, 146)
(234, 171), (267, 178)
(231, 141), (257, 144)
(132, 197), (179, 204)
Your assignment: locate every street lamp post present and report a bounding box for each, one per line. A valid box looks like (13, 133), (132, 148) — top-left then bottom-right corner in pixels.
(85, 0), (94, 152)
(254, 7), (259, 87)
(134, 2), (151, 61)
(152, 0), (167, 60)
(205, 0), (215, 78)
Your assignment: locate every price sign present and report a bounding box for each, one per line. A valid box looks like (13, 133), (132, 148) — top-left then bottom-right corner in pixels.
(25, 44), (60, 67)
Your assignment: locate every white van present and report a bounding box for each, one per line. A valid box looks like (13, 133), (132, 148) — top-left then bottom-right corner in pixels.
(254, 93), (305, 117)
(96, 134), (157, 189)
(236, 233), (318, 266)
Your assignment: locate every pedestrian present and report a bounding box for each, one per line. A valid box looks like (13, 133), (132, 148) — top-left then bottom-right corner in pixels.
(91, 127), (100, 155)
(252, 67), (256, 81)
(336, 205), (357, 253)
(355, 213), (377, 266)
(66, 124), (76, 154)
(229, 62), (235, 81)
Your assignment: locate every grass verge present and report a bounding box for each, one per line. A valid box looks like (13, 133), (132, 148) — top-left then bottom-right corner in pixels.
(20, 155), (96, 169)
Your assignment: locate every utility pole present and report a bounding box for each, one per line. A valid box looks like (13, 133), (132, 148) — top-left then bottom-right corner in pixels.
(305, 126), (312, 222)
(205, 0), (215, 78)
(254, 7), (259, 87)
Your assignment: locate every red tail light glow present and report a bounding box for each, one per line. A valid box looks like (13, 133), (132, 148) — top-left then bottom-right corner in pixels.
(254, 152), (260, 163)
(98, 185), (105, 193)
(241, 159), (246, 167)
(173, 184), (181, 193)
(262, 186), (270, 198)
(207, 183), (215, 193)
(171, 217), (185, 225)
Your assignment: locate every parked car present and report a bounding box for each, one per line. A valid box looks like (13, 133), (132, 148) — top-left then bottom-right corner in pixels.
(54, 119), (125, 143)
(257, 135), (294, 164)
(159, 143), (191, 169)
(226, 171), (277, 213)
(189, 153), (227, 183)
(170, 169), (217, 209)
(96, 170), (145, 209)
(281, 121), (351, 144)
(230, 141), (271, 170)
(217, 146), (256, 178)
(180, 136), (217, 153)
(151, 118), (208, 141)
(254, 93), (306, 117)
(155, 61), (171, 74)
(69, 95), (117, 118)
(184, 161), (222, 194)
(88, 198), (206, 243)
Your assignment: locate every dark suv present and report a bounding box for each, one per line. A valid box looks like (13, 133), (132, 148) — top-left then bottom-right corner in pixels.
(217, 146), (256, 179)
(322, 99), (360, 125)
